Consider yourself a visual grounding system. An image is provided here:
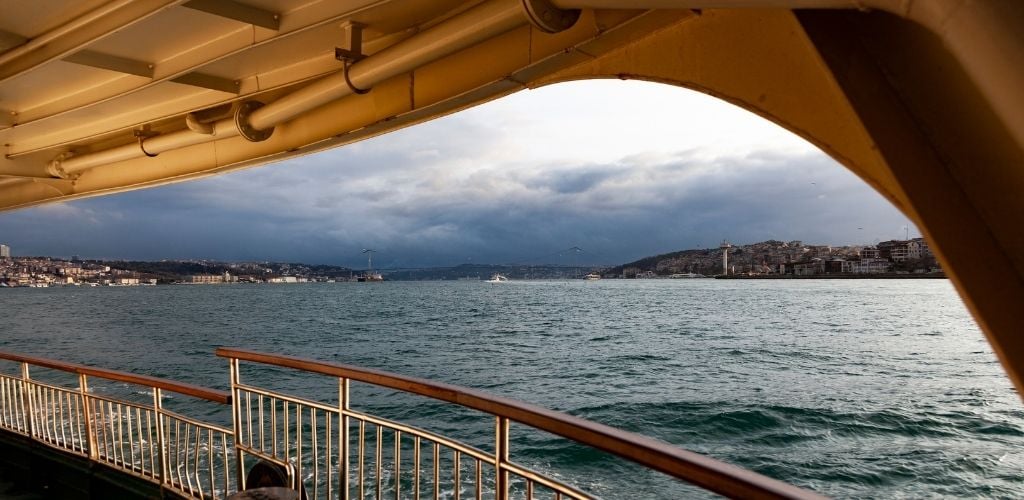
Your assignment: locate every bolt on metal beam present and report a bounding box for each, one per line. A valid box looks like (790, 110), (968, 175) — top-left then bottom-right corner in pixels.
(183, 0), (280, 30)
(63, 50), (154, 78)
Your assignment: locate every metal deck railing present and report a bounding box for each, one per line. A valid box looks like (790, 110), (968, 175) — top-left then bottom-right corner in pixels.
(0, 351), (234, 499)
(0, 349), (825, 499)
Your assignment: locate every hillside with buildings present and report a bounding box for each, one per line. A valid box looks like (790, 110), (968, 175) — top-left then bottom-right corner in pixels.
(0, 251), (355, 287)
(608, 239), (940, 278)
(0, 238), (943, 287)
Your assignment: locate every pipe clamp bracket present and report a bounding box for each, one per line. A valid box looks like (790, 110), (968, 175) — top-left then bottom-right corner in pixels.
(235, 101), (274, 142)
(522, 0), (580, 34)
(343, 61), (371, 95)
(134, 127), (159, 158)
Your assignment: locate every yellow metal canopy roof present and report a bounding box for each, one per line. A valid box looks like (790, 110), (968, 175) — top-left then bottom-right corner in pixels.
(2, 0), (1024, 393)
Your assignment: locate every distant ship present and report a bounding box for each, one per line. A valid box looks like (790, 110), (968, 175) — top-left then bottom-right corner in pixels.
(486, 274), (509, 283)
(358, 249), (383, 282)
(584, 273), (601, 280)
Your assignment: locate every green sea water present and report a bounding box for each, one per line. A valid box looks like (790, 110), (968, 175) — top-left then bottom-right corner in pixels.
(1, 279), (1020, 498)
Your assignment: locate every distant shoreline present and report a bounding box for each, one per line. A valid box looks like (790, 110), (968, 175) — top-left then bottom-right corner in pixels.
(715, 273), (946, 280)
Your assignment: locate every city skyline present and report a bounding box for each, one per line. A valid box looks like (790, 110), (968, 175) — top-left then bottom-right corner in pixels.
(0, 233), (925, 268)
(0, 81), (919, 268)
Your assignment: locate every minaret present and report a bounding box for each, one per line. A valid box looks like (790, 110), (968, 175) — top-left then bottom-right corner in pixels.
(720, 240), (732, 275)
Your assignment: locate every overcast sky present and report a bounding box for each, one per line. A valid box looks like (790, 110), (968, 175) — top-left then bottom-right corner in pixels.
(0, 81), (918, 268)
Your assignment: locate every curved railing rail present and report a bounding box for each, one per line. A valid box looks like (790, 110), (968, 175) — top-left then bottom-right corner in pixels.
(0, 351), (234, 499)
(217, 347), (825, 500)
(0, 351), (230, 403)
(0, 348), (826, 499)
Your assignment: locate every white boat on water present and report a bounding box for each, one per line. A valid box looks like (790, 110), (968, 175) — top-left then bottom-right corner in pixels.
(486, 274), (509, 283)
(584, 273), (601, 280)
(669, 273), (706, 278)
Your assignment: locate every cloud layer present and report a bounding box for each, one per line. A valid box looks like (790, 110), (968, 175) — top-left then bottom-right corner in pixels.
(0, 81), (917, 267)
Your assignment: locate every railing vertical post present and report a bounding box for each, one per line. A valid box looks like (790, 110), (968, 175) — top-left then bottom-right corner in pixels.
(230, 357), (245, 490)
(154, 387), (169, 487)
(339, 377), (350, 500)
(80, 374), (98, 459)
(495, 416), (509, 500)
(20, 362), (34, 438)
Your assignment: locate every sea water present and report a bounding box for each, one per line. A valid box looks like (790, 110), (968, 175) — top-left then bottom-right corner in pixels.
(1, 279), (1021, 498)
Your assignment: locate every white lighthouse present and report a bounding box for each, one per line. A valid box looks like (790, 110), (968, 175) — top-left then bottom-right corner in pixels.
(720, 240), (732, 275)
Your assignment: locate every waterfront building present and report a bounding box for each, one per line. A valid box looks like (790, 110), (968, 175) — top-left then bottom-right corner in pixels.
(793, 260), (824, 275)
(907, 238), (932, 260)
(878, 240), (911, 262)
(850, 258), (892, 274)
(188, 274), (224, 284)
(809, 245), (832, 258)
(827, 259), (854, 273)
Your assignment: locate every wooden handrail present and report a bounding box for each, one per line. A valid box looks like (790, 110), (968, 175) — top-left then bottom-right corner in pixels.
(217, 347), (825, 499)
(0, 350), (231, 404)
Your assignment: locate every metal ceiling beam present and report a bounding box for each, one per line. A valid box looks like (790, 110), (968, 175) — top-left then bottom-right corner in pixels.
(1, 1), (398, 146)
(182, 0), (280, 30)
(0, 0), (183, 84)
(169, 72), (241, 94)
(30, 0), (533, 178)
(0, 29), (27, 54)
(0, 110), (15, 128)
(63, 50), (154, 78)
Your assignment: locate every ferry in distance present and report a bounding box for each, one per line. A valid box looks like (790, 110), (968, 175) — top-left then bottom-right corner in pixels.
(486, 274), (509, 283)
(358, 249), (383, 281)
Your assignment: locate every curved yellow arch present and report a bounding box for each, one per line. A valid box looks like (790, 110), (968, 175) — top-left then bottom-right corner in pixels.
(1, 4), (1022, 394)
(531, 9), (1024, 391)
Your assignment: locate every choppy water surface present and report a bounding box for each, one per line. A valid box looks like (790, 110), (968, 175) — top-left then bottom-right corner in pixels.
(2, 280), (1021, 498)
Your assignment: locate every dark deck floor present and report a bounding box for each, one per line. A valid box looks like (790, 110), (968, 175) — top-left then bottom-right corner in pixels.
(0, 479), (45, 500)
(0, 430), (180, 499)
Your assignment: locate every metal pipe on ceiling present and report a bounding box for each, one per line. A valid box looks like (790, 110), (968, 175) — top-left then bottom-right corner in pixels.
(44, 0), (541, 178)
(31, 0), (1023, 179)
(248, 0), (525, 130)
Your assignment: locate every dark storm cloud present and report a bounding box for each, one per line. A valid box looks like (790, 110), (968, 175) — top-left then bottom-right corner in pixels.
(0, 145), (913, 268)
(524, 165), (620, 194)
(0, 80), (917, 266)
